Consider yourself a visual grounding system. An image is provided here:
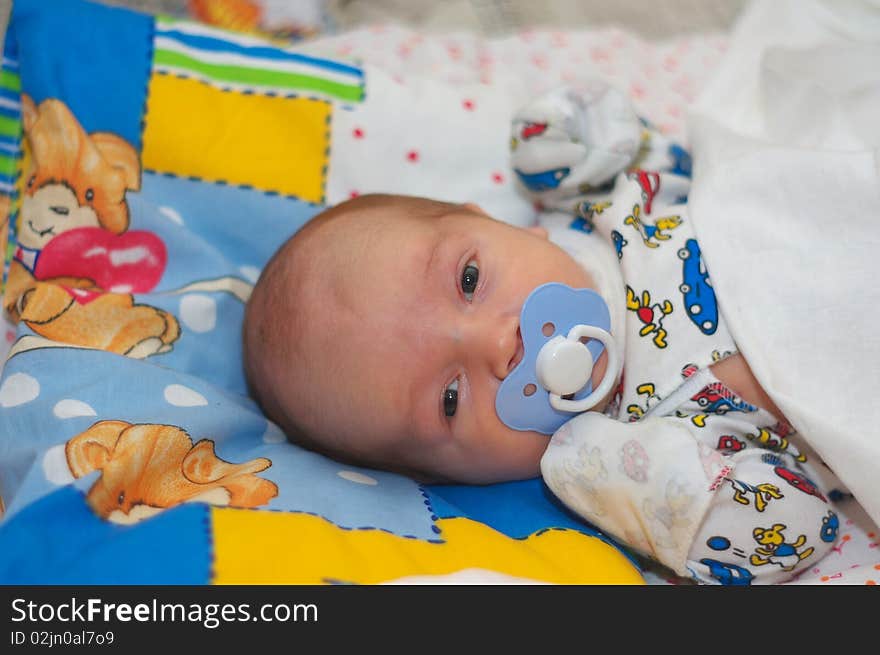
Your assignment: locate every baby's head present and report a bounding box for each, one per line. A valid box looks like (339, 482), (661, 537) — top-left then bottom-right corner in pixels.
(243, 194), (607, 484)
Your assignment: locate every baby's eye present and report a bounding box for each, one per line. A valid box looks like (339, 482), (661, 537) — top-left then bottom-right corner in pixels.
(460, 260), (479, 301)
(443, 379), (459, 417)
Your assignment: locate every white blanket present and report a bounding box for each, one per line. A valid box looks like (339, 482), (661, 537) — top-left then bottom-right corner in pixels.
(687, 0), (880, 527)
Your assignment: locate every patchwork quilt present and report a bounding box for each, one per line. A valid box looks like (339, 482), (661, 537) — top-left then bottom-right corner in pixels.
(0, 0), (643, 584)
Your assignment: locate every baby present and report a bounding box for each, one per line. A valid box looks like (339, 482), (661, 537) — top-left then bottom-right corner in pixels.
(243, 84), (841, 585)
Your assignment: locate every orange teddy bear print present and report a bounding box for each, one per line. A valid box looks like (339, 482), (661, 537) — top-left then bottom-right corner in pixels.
(65, 420), (278, 524)
(3, 95), (180, 358)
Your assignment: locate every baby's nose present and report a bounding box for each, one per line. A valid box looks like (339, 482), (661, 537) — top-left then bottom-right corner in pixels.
(486, 315), (523, 380)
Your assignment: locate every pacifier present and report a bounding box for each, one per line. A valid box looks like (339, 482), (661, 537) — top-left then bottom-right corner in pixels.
(496, 283), (621, 435)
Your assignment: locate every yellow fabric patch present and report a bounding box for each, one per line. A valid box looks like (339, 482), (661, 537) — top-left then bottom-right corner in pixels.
(211, 508), (644, 584)
(141, 73), (330, 203)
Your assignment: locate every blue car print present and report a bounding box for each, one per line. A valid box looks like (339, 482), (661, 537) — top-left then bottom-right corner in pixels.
(699, 558), (754, 586)
(611, 230), (627, 260)
(514, 166), (571, 192)
(569, 216), (594, 234)
(678, 238), (718, 335)
(820, 511), (839, 543)
(668, 143), (692, 177)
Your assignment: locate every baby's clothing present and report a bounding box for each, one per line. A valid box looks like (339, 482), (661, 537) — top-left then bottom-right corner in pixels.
(512, 83), (839, 584)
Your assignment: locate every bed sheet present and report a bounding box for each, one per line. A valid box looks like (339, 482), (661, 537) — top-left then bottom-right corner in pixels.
(299, 22), (728, 146)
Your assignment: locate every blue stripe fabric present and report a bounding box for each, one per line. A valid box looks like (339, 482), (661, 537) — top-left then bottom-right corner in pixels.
(0, 34), (20, 196)
(156, 27), (364, 79)
(0, 88), (20, 103)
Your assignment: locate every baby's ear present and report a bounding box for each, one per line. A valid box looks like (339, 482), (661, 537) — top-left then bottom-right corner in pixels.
(525, 225), (549, 240)
(462, 202), (489, 217)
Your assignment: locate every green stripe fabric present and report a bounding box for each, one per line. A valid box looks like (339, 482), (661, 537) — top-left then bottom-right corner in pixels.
(0, 152), (15, 176)
(153, 49), (364, 102)
(0, 114), (19, 138)
(0, 70), (20, 92)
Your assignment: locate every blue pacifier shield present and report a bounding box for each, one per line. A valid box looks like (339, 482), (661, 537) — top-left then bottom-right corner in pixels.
(496, 283), (611, 435)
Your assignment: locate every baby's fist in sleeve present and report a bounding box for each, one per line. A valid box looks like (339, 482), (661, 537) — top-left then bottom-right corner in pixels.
(510, 82), (643, 204)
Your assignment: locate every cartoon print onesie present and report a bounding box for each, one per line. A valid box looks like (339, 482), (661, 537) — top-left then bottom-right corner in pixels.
(510, 84), (840, 585)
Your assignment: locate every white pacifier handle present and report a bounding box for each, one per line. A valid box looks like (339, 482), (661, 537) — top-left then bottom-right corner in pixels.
(535, 324), (621, 414)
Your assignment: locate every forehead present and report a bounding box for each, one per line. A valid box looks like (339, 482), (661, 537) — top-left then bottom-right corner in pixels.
(329, 212), (439, 307)
(303, 211), (458, 436)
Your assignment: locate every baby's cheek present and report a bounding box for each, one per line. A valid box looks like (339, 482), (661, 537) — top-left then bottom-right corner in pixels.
(497, 426), (550, 478)
(563, 256), (595, 289)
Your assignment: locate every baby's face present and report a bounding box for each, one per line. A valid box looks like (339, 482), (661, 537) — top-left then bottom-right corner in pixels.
(297, 204), (607, 483)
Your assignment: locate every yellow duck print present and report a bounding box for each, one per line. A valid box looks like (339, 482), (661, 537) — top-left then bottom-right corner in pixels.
(623, 203), (682, 248)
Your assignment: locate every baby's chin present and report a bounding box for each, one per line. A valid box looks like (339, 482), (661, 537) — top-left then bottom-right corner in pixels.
(406, 431), (547, 486)
(421, 464), (543, 486)
(462, 427), (550, 485)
